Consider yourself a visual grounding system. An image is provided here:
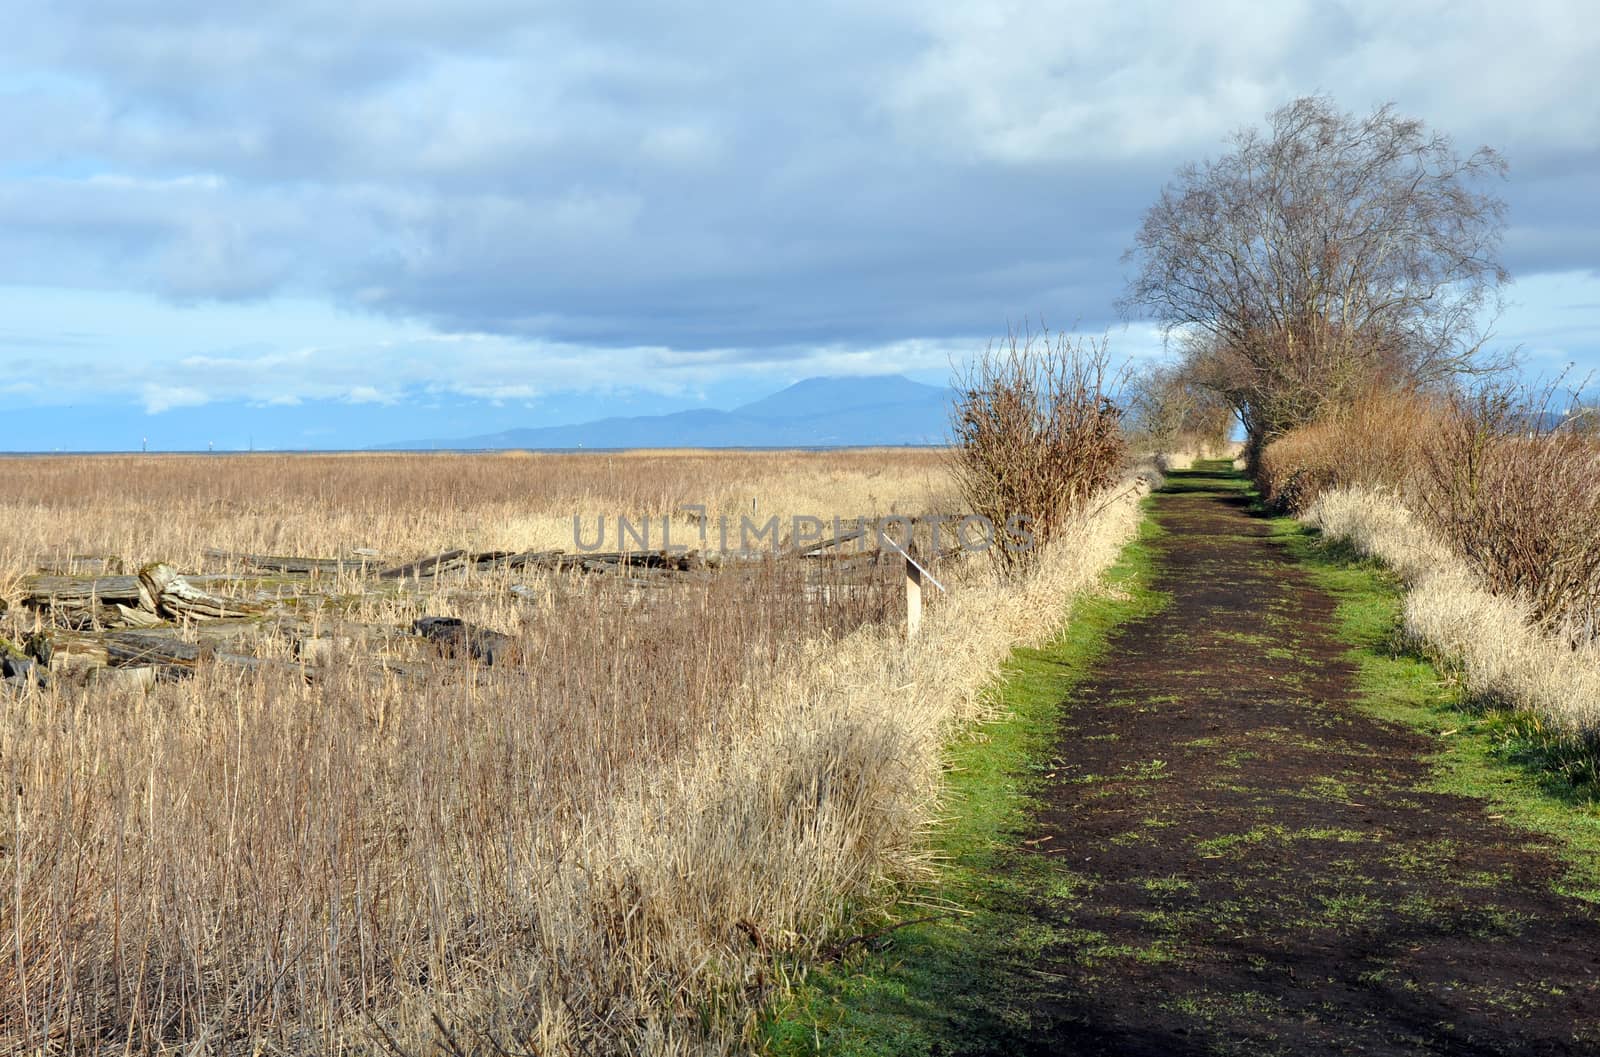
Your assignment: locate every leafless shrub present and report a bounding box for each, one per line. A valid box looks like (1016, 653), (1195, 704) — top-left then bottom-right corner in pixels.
(1415, 380), (1600, 645)
(948, 328), (1129, 573)
(1257, 388), (1447, 512)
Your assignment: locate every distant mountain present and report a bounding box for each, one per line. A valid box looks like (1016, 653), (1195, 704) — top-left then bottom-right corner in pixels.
(376, 375), (953, 449)
(732, 374), (947, 421)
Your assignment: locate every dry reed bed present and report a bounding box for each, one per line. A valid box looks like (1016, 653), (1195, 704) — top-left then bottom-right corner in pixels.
(1258, 388), (1600, 645)
(0, 449), (954, 581)
(3, 566), (888, 1054)
(1, 452), (1151, 1055)
(1308, 487), (1600, 737)
(471, 472), (1154, 1055)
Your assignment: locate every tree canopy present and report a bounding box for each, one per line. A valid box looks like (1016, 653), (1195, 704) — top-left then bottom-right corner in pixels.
(1122, 96), (1509, 453)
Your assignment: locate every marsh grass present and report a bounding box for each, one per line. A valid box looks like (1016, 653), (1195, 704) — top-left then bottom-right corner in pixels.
(0, 450), (1148, 1055)
(1309, 487), (1600, 741)
(0, 449), (954, 577)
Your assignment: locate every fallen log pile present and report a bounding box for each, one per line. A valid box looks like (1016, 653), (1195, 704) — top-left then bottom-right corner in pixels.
(20, 562), (263, 629)
(0, 546), (599, 693)
(376, 548), (706, 580)
(3, 530), (919, 696)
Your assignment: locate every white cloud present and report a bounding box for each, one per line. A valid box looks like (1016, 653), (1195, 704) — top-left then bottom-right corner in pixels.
(448, 383), (540, 401)
(141, 384), (211, 413)
(0, 0), (1593, 376)
(342, 386), (400, 405)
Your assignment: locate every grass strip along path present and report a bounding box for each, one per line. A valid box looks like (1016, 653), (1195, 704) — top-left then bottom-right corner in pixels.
(768, 461), (1600, 1056)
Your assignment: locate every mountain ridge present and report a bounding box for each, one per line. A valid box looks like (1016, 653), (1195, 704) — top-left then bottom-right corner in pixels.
(374, 374), (953, 450)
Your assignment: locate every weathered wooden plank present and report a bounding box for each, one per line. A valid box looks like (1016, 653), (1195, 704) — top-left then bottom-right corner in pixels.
(19, 574), (153, 629)
(29, 632), (110, 674)
(103, 631), (202, 666)
(35, 556), (124, 576)
(204, 549), (387, 575)
(378, 547), (701, 582)
(378, 550), (469, 580)
(379, 549), (568, 580)
(22, 574), (146, 605)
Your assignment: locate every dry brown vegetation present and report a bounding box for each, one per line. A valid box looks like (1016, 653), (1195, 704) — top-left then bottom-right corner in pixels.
(1259, 385), (1600, 646)
(948, 330), (1128, 573)
(0, 448), (953, 576)
(0, 448), (1148, 1055)
(1255, 388), (1446, 513)
(1262, 384), (1600, 740)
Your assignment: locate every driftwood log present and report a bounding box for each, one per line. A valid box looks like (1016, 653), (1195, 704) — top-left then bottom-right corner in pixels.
(379, 550), (473, 580)
(378, 548), (702, 581)
(19, 574), (148, 628)
(22, 563), (263, 626)
(140, 563), (264, 621)
(34, 556), (123, 576)
(28, 627), (314, 684)
(24, 631), (108, 673)
(204, 549), (386, 576)
(102, 630), (203, 667)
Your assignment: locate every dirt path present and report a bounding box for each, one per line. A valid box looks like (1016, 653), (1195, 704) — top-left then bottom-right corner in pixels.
(992, 466), (1600, 1055)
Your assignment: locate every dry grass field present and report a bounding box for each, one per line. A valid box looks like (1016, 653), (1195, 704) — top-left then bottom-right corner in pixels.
(0, 449), (954, 574)
(0, 449), (1150, 1055)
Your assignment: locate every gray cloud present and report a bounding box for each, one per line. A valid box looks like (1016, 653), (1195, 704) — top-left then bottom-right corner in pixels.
(1, 0), (1596, 356)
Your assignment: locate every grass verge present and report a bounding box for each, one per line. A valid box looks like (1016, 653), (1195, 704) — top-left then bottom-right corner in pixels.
(1277, 515), (1600, 903)
(760, 505), (1168, 1056)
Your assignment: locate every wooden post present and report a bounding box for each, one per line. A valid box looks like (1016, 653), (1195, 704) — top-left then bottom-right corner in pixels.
(904, 549), (923, 639)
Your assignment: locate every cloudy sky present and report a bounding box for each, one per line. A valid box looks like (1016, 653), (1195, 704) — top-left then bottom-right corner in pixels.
(2, 0), (1597, 449)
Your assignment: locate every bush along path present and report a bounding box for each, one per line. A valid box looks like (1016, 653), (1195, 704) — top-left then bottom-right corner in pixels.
(767, 461), (1600, 1057)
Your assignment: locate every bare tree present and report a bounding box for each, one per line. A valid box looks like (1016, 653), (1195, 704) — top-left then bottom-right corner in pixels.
(1125, 362), (1236, 453)
(1125, 363), (1194, 451)
(1122, 96), (1510, 457)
